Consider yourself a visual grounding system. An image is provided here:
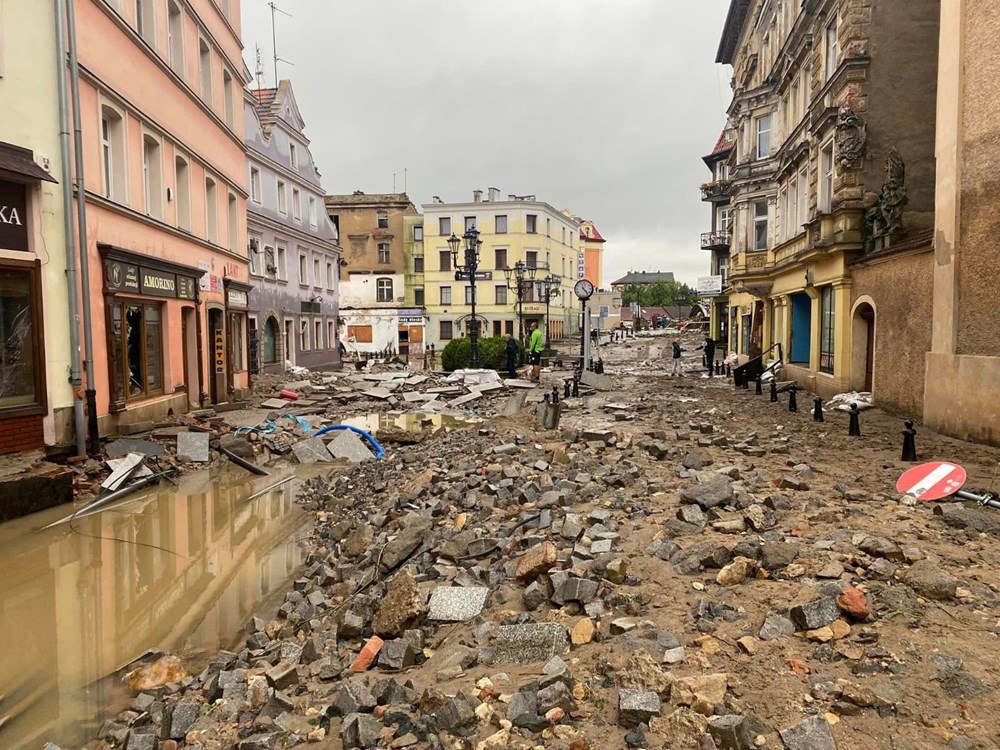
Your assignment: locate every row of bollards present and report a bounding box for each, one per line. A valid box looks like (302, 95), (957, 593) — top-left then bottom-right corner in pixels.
(740, 372), (917, 461)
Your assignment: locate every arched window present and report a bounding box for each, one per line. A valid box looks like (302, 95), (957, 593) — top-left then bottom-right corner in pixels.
(263, 316), (279, 364)
(376, 277), (393, 303)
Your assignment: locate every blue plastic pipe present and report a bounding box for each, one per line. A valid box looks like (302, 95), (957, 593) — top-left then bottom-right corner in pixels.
(314, 424), (385, 459)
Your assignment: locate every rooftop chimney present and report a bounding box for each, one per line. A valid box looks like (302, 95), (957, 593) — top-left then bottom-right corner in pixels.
(488, 187), (500, 202)
(432, 195), (443, 204)
(473, 190), (483, 203)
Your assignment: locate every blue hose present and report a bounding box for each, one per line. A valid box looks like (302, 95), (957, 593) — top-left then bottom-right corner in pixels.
(314, 424), (385, 459)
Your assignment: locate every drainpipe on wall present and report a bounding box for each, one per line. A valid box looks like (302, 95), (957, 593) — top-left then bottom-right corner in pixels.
(195, 294), (206, 408)
(54, 0), (85, 458)
(64, 0), (99, 455)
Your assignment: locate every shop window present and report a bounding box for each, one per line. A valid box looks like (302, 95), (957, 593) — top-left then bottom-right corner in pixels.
(348, 325), (373, 343)
(228, 312), (243, 371)
(111, 301), (163, 401)
(0, 269), (43, 412)
(820, 286), (835, 373)
(263, 316), (279, 364)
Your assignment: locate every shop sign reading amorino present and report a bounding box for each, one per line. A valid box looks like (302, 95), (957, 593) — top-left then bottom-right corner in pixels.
(106, 257), (197, 300)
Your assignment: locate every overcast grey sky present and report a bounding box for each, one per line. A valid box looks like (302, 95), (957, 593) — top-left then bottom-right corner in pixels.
(241, 0), (732, 288)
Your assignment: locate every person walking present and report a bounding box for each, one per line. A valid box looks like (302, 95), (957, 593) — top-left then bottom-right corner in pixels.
(696, 336), (716, 377)
(671, 340), (684, 376)
(528, 322), (544, 381)
(504, 333), (519, 379)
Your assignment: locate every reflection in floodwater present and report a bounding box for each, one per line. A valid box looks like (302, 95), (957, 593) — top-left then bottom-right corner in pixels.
(341, 410), (479, 435)
(0, 470), (309, 750)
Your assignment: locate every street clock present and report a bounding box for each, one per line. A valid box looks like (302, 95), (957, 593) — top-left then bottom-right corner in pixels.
(574, 279), (595, 301)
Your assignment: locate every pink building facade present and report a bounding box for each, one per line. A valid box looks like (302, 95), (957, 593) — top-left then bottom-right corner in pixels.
(76, 0), (250, 432)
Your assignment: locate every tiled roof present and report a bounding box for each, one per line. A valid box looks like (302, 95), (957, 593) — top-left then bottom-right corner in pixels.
(710, 129), (734, 156)
(580, 221), (605, 242)
(249, 87), (280, 134)
(610, 271), (676, 286)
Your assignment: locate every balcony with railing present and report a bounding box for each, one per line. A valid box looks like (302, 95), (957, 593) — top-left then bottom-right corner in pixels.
(700, 180), (733, 201)
(701, 230), (732, 250)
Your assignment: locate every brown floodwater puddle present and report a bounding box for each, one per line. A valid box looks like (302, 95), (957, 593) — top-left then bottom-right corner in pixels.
(0, 468), (311, 750)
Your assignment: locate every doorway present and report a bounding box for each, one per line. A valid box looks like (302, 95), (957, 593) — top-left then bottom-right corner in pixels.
(789, 293), (812, 364)
(852, 301), (876, 393)
(284, 318), (295, 368)
(182, 307), (199, 408)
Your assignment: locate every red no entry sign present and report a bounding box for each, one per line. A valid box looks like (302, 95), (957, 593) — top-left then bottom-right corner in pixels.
(896, 461), (968, 501)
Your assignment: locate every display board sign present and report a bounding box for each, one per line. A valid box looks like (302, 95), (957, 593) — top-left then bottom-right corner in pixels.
(697, 275), (724, 295)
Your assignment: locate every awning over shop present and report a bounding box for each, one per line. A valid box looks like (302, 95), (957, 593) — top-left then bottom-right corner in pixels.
(0, 142), (57, 183)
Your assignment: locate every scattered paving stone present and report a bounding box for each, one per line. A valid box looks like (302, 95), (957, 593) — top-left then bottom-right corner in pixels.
(789, 597), (840, 631)
(760, 542), (799, 570)
(904, 559), (959, 600)
(858, 535), (903, 562)
(618, 689), (661, 728)
(341, 713), (385, 749)
(106, 439), (165, 458)
(515, 541), (558, 581)
(176, 432), (210, 462)
(708, 714), (761, 750)
(680, 474), (734, 510)
(759, 612), (797, 641)
(264, 661), (298, 690)
(427, 586), (489, 621)
(378, 639), (418, 670)
(778, 715), (837, 750)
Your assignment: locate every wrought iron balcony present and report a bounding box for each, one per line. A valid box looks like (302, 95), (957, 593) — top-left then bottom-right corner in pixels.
(700, 180), (733, 201)
(700, 231), (731, 250)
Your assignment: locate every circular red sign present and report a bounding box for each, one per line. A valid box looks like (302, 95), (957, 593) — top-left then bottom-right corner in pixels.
(896, 461), (967, 501)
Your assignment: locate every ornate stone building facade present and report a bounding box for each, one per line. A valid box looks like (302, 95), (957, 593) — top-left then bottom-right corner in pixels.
(716, 0), (939, 405)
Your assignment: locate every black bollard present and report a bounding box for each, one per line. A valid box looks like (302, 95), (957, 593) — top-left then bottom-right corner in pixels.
(813, 396), (824, 422)
(901, 420), (917, 462)
(848, 403), (861, 436)
(755, 376), (763, 395)
(552, 386), (560, 405)
(564, 379), (572, 399)
(742, 373), (750, 390)
(788, 384), (798, 412)
(572, 376), (580, 398)
(770, 380), (778, 403)
(544, 393), (551, 404)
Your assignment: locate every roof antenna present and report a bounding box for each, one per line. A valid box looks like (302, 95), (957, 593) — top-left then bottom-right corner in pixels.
(254, 44), (265, 89)
(269, 2), (294, 86)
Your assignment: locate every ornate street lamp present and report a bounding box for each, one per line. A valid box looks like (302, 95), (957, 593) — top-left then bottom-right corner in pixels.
(540, 275), (562, 346)
(450, 228), (483, 368)
(503, 260), (539, 342)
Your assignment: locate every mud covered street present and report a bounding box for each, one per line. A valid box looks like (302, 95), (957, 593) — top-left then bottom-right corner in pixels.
(52, 334), (1000, 750)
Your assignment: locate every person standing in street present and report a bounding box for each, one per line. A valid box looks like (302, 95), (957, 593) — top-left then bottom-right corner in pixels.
(696, 336), (716, 377)
(528, 322), (544, 381)
(504, 333), (518, 379)
(671, 340), (684, 376)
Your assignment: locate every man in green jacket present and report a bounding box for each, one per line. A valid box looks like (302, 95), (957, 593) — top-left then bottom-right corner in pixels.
(527, 322), (544, 382)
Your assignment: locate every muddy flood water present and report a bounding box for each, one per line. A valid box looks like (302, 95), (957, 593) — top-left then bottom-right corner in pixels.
(0, 468), (312, 749)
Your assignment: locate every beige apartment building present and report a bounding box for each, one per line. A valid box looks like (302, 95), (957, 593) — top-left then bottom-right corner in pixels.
(924, 0), (1000, 445)
(420, 189), (582, 352)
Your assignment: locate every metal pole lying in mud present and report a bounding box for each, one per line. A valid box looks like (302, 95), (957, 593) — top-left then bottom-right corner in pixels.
(40, 471), (177, 530)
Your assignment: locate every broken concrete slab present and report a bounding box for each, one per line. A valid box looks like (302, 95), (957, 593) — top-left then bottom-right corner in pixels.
(291, 437), (333, 464)
(361, 388), (395, 400)
(106, 438), (164, 458)
(580, 370), (613, 391)
(261, 398), (292, 410)
(501, 391), (529, 416)
(103, 453), (151, 491)
(327, 430), (374, 463)
(427, 587), (489, 622)
(176, 432), (211, 462)
(491, 623), (569, 665)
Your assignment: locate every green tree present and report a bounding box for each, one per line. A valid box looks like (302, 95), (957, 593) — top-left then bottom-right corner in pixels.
(621, 281), (699, 308)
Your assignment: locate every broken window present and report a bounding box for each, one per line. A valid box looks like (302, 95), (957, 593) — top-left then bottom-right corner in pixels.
(110, 301), (163, 401)
(0, 270), (40, 410)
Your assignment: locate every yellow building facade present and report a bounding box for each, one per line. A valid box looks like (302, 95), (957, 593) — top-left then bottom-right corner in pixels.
(0, 0), (75, 452)
(420, 190), (582, 351)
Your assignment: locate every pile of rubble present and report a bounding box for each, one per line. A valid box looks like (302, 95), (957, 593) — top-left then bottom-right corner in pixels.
(53, 348), (1000, 750)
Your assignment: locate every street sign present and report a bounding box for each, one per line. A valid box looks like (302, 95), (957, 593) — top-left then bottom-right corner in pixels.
(454, 271), (493, 281)
(697, 275), (724, 295)
(896, 461), (968, 501)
